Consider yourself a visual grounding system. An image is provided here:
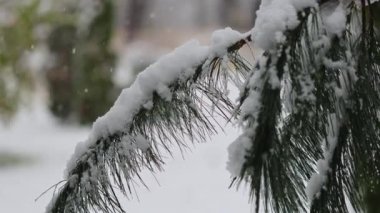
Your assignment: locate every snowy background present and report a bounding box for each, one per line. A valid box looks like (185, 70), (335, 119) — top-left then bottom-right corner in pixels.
(0, 0), (255, 212)
(0, 102), (251, 213)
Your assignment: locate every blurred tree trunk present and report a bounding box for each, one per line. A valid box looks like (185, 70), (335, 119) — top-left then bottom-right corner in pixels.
(46, 0), (117, 125)
(46, 25), (76, 120)
(126, 0), (147, 40)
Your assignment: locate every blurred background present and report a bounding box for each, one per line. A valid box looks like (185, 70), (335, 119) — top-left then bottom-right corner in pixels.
(0, 0), (258, 212)
(0, 0), (258, 125)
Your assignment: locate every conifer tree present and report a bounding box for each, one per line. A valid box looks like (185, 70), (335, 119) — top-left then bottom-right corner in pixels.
(0, 0), (72, 122)
(47, 0), (380, 212)
(47, 0), (117, 124)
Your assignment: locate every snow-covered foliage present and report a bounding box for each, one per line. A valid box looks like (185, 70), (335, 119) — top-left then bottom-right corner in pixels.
(48, 27), (249, 213)
(228, 0), (380, 212)
(252, 0), (317, 50)
(227, 135), (252, 177)
(66, 27), (246, 174)
(306, 114), (340, 201)
(48, 0), (380, 212)
(113, 42), (166, 87)
(66, 40), (209, 174)
(321, 2), (347, 37)
(211, 27), (246, 56)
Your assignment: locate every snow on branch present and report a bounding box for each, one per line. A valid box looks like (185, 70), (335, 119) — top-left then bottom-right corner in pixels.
(47, 28), (252, 213)
(228, 0), (380, 212)
(252, 0), (317, 50)
(228, 0), (319, 180)
(225, 0), (359, 212)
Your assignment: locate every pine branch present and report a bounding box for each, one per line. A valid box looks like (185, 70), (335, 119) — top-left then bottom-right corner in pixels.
(229, 6), (321, 213)
(229, 1), (380, 212)
(310, 123), (351, 213)
(47, 31), (252, 213)
(309, 2), (380, 212)
(47, 1), (380, 212)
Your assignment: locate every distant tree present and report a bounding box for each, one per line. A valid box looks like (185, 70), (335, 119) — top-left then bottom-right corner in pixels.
(0, 0), (71, 122)
(46, 0), (117, 124)
(47, 24), (76, 120)
(48, 1), (380, 213)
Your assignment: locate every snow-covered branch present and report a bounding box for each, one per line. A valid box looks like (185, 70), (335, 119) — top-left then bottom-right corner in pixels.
(47, 28), (251, 213)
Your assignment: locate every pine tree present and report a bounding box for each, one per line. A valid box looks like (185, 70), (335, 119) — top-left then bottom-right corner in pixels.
(0, 0), (72, 122)
(47, 0), (117, 124)
(47, 0), (380, 212)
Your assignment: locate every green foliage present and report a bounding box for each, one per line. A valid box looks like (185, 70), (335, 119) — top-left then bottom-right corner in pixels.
(0, 1), (38, 121)
(234, 2), (380, 213)
(0, 0), (74, 122)
(47, 0), (380, 212)
(0, 0), (116, 124)
(46, 0), (117, 124)
(235, 8), (322, 212)
(47, 36), (250, 213)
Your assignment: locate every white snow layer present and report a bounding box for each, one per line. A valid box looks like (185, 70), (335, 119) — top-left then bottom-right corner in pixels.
(306, 114), (340, 202)
(211, 27), (245, 56)
(252, 0), (317, 50)
(66, 28), (245, 176)
(227, 0), (326, 178)
(226, 56), (268, 177)
(321, 2), (347, 37)
(226, 135), (252, 177)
